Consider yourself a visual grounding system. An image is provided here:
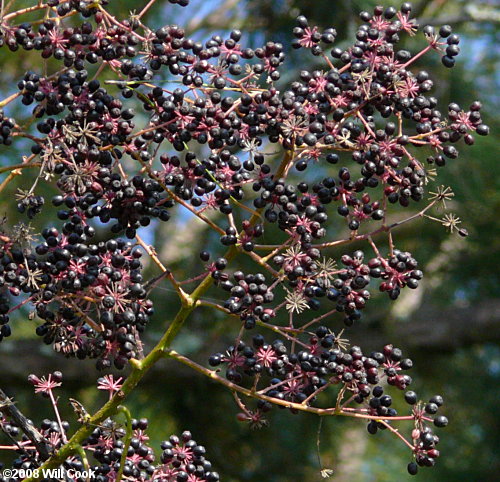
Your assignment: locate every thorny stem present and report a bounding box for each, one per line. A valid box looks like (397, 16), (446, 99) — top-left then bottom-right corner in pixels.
(232, 392), (251, 417)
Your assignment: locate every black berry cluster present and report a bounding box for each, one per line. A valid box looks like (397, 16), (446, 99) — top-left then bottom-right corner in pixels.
(370, 249), (422, 299)
(0, 228), (152, 369)
(0, 372), (218, 482)
(0, 0), (490, 477)
(0, 110), (15, 146)
(221, 271), (275, 327)
(209, 335), (414, 405)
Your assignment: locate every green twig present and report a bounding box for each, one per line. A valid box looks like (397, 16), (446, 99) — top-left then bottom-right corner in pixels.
(74, 445), (91, 482)
(115, 405), (133, 482)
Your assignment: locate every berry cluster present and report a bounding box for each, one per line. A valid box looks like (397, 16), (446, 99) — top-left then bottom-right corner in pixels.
(210, 335), (447, 475)
(210, 334), (416, 406)
(0, 227), (152, 369)
(2, 0), (488, 241)
(221, 271), (275, 326)
(0, 414), (71, 479)
(16, 192), (45, 219)
(371, 249), (422, 299)
(18, 68), (176, 236)
(87, 424), (219, 482)
(0, 0), (490, 477)
(0, 372), (218, 482)
(35, 236), (152, 370)
(254, 178), (328, 242)
(0, 110), (15, 146)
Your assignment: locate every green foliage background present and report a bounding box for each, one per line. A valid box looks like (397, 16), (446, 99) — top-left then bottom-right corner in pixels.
(0, 0), (498, 480)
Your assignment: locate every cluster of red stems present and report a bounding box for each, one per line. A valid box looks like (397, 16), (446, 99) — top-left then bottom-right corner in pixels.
(0, 0), (490, 480)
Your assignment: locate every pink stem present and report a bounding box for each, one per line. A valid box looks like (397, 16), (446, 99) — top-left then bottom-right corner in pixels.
(48, 390), (68, 444)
